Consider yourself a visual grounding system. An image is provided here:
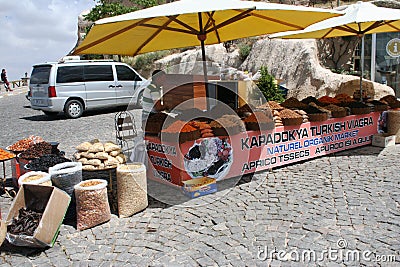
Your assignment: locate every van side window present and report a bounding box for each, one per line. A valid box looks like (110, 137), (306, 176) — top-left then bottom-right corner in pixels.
(56, 66), (84, 83)
(84, 65), (114, 82)
(116, 65), (142, 81)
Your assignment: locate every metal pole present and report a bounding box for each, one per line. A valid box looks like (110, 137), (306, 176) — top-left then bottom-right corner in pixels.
(360, 35), (365, 102)
(198, 12), (209, 110)
(396, 57), (399, 96)
(371, 34), (376, 82)
(198, 13), (208, 82)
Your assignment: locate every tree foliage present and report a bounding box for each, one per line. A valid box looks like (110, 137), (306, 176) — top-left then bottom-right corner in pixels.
(256, 66), (285, 103)
(84, 0), (162, 22)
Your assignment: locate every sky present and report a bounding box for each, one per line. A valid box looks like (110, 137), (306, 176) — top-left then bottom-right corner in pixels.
(0, 0), (96, 81)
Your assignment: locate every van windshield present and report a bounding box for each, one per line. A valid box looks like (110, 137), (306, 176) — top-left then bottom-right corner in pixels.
(31, 65), (52, 84)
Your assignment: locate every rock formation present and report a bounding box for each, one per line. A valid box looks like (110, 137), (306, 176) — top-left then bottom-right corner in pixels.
(241, 38), (394, 99)
(155, 38), (394, 100)
(74, 0), (396, 100)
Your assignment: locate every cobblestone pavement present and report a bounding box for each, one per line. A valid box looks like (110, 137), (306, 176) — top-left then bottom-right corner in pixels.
(0, 94), (399, 266)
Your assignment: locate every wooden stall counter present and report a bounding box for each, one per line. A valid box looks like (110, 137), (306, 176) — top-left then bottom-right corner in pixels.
(146, 112), (381, 187)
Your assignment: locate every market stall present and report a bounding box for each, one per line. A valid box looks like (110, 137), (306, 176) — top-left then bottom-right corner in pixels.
(0, 137), (148, 247)
(144, 79), (400, 191)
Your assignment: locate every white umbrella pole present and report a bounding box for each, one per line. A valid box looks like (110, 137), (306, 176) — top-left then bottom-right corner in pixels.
(360, 35), (365, 102)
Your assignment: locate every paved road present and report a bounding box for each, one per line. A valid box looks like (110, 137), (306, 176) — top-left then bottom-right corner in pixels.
(0, 93), (399, 266)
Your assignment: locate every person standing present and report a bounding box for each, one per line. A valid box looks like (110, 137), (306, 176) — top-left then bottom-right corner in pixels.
(142, 69), (167, 129)
(1, 69), (12, 92)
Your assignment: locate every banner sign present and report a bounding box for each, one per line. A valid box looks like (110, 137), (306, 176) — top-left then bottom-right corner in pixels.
(146, 112), (380, 186)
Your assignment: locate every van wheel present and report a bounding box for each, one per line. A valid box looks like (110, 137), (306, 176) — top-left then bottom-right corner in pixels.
(136, 91), (143, 108)
(65, 100), (83, 118)
(43, 111), (58, 118)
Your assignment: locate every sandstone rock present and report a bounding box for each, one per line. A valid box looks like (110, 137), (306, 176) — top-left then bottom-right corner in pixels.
(155, 44), (242, 75)
(241, 38), (395, 100)
(72, 1), (397, 100)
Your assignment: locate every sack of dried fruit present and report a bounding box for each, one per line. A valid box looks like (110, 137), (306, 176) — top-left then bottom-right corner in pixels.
(117, 163), (148, 218)
(18, 171), (51, 187)
(74, 179), (111, 231)
(49, 162), (82, 196)
(50, 162), (83, 222)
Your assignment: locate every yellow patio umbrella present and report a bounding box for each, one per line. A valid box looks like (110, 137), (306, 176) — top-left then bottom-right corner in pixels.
(270, 1), (400, 100)
(73, 0), (341, 109)
(74, 0), (342, 60)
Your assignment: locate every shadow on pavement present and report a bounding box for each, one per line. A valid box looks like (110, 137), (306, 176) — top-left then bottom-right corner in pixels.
(0, 240), (47, 257)
(20, 106), (141, 121)
(327, 145), (383, 157)
(146, 173), (255, 208)
(146, 145), (386, 208)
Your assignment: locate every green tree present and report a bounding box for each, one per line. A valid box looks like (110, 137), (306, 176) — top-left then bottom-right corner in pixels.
(238, 43), (251, 61)
(84, 0), (162, 22)
(256, 66), (285, 103)
(82, 0), (163, 60)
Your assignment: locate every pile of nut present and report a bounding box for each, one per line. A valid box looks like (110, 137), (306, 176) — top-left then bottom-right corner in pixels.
(74, 140), (126, 171)
(211, 115), (246, 132)
(279, 109), (303, 119)
(75, 179), (111, 231)
(292, 109), (309, 123)
(268, 101), (285, 111)
(7, 136), (44, 152)
(272, 110), (283, 127)
(271, 108), (304, 126)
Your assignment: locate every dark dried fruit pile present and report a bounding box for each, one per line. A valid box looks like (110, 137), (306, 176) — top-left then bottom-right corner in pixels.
(19, 142), (52, 159)
(236, 104), (255, 116)
(369, 100), (387, 106)
(8, 208), (43, 236)
(303, 105), (325, 114)
(301, 96), (322, 106)
(347, 102), (369, 108)
(324, 104), (347, 112)
(380, 95), (400, 108)
(281, 97), (308, 109)
(27, 154), (71, 172)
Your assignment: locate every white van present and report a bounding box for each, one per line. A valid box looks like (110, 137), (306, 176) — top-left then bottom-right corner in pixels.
(29, 59), (148, 118)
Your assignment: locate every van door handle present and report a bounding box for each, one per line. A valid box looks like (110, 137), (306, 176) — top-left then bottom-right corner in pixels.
(116, 85), (123, 88)
(109, 85), (115, 88)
